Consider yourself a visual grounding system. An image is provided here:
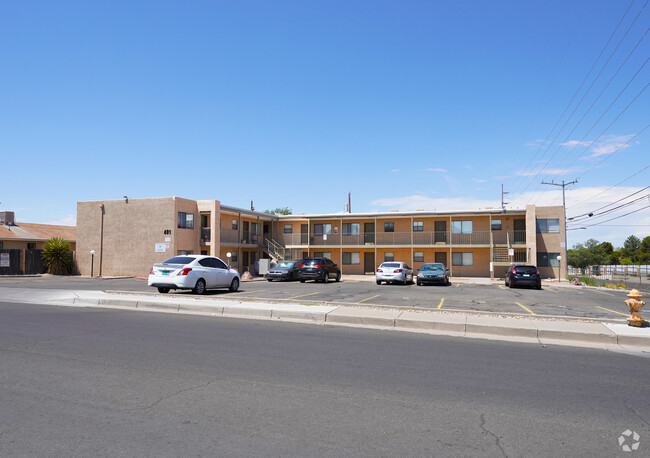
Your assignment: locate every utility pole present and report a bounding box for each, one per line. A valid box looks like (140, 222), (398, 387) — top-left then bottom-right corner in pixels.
(501, 184), (509, 212)
(541, 179), (577, 282)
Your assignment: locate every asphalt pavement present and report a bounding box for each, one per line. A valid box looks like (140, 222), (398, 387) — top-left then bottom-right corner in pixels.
(1, 302), (648, 457)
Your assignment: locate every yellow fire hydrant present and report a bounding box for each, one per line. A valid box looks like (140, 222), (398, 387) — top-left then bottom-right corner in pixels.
(624, 289), (646, 327)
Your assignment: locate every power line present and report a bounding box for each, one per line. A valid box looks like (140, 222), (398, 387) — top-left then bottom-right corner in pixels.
(516, 0), (649, 199)
(571, 162), (650, 207)
(568, 191), (650, 223)
(508, 0), (639, 195)
(572, 203), (650, 228)
(569, 186), (650, 220)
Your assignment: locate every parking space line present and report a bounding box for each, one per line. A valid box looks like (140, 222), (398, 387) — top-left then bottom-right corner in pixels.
(596, 305), (628, 317)
(514, 302), (536, 315)
(498, 285), (506, 290)
(355, 294), (380, 304)
(437, 298), (445, 309)
(455, 283), (460, 288)
(236, 290), (266, 294)
(595, 290), (615, 297)
(544, 287), (558, 293)
(285, 292), (321, 300)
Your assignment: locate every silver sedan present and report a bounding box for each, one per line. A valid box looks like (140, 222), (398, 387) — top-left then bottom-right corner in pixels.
(375, 262), (414, 285)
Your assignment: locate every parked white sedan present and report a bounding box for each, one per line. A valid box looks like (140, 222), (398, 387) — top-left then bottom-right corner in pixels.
(375, 262), (414, 285)
(148, 255), (240, 294)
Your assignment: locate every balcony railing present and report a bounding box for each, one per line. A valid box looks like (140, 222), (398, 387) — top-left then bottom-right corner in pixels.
(277, 231), (495, 246)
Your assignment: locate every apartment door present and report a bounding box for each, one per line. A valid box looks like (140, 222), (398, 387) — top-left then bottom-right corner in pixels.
(301, 224), (308, 244)
(243, 221), (250, 243)
(364, 252), (375, 274)
(434, 221), (447, 243)
(435, 252), (447, 265)
(242, 251), (249, 272)
(364, 223), (375, 244)
(514, 219), (526, 243)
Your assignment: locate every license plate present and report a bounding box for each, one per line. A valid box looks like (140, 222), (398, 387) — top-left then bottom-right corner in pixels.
(523, 274), (530, 277)
(162, 271), (170, 276)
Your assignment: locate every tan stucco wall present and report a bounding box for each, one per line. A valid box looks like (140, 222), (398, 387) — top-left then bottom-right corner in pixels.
(449, 249), (491, 277)
(77, 197), (199, 277)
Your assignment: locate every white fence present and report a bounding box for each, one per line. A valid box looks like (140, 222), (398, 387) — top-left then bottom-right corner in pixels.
(567, 265), (650, 291)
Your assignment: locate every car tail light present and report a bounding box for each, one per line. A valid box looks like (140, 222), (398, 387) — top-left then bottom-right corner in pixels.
(177, 268), (192, 276)
(315, 264), (323, 269)
(376, 268), (383, 273)
(395, 269), (403, 273)
(512, 268), (517, 274)
(150, 268), (153, 274)
(299, 264), (305, 268)
(536, 269), (540, 275)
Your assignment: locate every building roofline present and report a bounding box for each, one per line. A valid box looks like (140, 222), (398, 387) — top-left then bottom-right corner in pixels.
(277, 207), (530, 219)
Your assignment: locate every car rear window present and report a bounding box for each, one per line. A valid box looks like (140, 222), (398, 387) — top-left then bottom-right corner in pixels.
(162, 256), (195, 264)
(381, 263), (401, 268)
(301, 258), (322, 265)
(514, 266), (537, 274)
(276, 262), (294, 268)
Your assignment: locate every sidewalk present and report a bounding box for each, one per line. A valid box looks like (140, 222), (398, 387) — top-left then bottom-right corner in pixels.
(1, 286), (648, 353)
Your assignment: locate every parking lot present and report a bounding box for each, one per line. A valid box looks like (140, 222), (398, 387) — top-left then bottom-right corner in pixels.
(0, 275), (633, 321)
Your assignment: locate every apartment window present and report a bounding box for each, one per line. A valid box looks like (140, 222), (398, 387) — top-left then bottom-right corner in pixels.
(314, 224), (332, 236)
(414, 251), (424, 262)
(232, 219), (238, 230)
(342, 223), (360, 235)
(452, 252), (473, 266)
(537, 252), (560, 267)
(451, 221), (473, 234)
(178, 212), (194, 229)
(342, 252), (360, 265)
(0, 241), (3, 249)
(283, 225), (293, 234)
(536, 218), (560, 233)
(413, 221), (424, 232)
(230, 253), (238, 262)
(250, 223), (259, 235)
(491, 219), (502, 231)
(313, 252), (332, 259)
(384, 222), (394, 232)
(384, 252), (395, 262)
(27, 243), (36, 250)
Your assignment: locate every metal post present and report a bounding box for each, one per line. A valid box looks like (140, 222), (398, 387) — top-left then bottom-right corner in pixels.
(541, 179), (577, 281)
(90, 250), (95, 278)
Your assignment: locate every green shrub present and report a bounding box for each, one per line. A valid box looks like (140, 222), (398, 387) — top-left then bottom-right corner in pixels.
(42, 237), (73, 275)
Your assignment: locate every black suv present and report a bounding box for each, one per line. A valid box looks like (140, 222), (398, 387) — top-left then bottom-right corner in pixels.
(298, 257), (341, 283)
(504, 264), (542, 289)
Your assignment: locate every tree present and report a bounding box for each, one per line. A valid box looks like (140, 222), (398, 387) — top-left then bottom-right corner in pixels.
(264, 207), (292, 215)
(623, 235), (641, 252)
(42, 237), (73, 275)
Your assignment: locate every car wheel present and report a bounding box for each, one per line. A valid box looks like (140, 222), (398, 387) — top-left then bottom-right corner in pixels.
(157, 287), (170, 294)
(536, 284), (542, 290)
(508, 281), (514, 289)
(229, 277), (240, 292)
(505, 280), (509, 287)
(336, 272), (341, 282)
(300, 280), (305, 283)
(323, 271), (329, 283)
(267, 279), (273, 282)
(416, 280), (421, 286)
(376, 280), (381, 285)
(193, 279), (206, 295)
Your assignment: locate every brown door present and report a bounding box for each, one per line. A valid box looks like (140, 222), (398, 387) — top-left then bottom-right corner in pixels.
(434, 221), (447, 243)
(514, 219), (526, 243)
(364, 223), (375, 244)
(364, 252), (375, 274)
(435, 252), (447, 266)
(301, 224), (308, 244)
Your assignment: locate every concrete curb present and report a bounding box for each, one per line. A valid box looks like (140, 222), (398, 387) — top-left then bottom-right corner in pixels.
(5, 287), (649, 353)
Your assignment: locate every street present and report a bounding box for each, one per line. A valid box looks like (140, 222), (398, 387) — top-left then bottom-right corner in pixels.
(0, 301), (648, 457)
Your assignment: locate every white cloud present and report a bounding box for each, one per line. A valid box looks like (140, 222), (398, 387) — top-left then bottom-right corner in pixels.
(371, 194), (500, 212)
(45, 214), (76, 226)
(513, 167), (581, 177)
(473, 178), (486, 183)
(391, 169), (399, 173)
(426, 168), (448, 173)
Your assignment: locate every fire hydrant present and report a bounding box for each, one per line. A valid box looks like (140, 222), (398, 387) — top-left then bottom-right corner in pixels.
(624, 289), (645, 327)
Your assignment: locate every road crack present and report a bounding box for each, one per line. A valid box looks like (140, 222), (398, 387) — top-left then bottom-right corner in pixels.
(131, 377), (224, 412)
(479, 413), (508, 458)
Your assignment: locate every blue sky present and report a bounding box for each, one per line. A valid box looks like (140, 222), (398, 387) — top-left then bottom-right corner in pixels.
(1, 0), (648, 248)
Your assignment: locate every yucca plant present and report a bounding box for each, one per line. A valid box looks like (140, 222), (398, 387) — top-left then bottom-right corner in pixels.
(42, 237), (73, 275)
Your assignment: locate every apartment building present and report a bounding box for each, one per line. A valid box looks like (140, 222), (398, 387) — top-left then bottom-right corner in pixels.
(76, 197), (565, 279)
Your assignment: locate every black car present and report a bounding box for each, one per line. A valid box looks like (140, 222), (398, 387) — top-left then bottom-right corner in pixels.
(298, 257), (341, 283)
(416, 263), (450, 286)
(505, 264), (542, 289)
(265, 260), (301, 281)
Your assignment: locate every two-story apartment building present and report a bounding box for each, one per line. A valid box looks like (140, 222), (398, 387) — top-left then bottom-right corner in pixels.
(76, 197), (565, 279)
